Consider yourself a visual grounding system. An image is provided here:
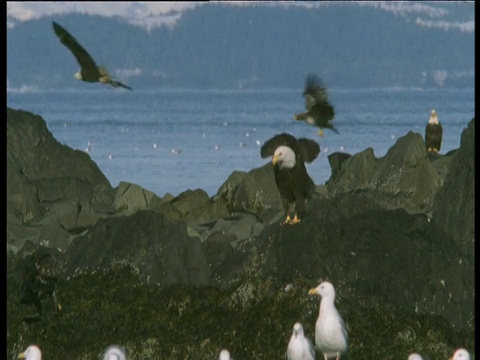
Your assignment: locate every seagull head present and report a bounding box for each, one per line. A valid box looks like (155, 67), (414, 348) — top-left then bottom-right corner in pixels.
(219, 349), (231, 360)
(308, 281), (336, 299)
(450, 348), (470, 360)
(18, 345), (42, 360)
(292, 322), (305, 339)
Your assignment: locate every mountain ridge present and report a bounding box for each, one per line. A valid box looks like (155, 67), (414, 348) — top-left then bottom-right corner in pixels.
(7, 4), (474, 90)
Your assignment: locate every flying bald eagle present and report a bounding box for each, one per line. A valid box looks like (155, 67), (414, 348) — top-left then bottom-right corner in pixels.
(52, 21), (132, 90)
(19, 244), (63, 323)
(260, 133), (320, 225)
(425, 109), (443, 153)
(294, 74), (337, 137)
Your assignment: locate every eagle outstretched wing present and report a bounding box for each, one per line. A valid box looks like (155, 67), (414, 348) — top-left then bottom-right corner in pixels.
(52, 21), (99, 81)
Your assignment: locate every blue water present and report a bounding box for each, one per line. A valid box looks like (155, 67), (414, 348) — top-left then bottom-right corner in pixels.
(7, 87), (474, 197)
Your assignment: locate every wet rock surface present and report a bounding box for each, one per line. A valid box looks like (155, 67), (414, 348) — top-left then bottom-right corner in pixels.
(7, 108), (474, 359)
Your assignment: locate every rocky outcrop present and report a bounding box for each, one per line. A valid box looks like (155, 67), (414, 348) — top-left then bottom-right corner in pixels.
(63, 211), (210, 288)
(431, 118), (475, 256)
(325, 131), (454, 214)
(7, 108), (474, 360)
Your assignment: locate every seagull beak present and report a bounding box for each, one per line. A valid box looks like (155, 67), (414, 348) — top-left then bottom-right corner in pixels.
(18, 353), (26, 359)
(308, 288), (317, 295)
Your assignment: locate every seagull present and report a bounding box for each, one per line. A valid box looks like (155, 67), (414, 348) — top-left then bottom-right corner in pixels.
(103, 344), (127, 360)
(308, 281), (348, 360)
(52, 21), (132, 90)
(450, 348), (470, 360)
(287, 322), (316, 360)
(294, 74), (337, 137)
(219, 349), (232, 360)
(408, 353), (423, 360)
(18, 345), (42, 360)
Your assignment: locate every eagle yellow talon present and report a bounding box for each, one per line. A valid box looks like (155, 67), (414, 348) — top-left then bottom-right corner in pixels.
(289, 215), (301, 225)
(281, 215), (292, 225)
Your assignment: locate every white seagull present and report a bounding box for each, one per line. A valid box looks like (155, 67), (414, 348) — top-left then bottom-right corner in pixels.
(450, 348), (470, 360)
(308, 281), (348, 360)
(18, 345), (42, 360)
(103, 344), (127, 360)
(287, 322), (316, 360)
(219, 349), (232, 360)
(408, 353), (423, 360)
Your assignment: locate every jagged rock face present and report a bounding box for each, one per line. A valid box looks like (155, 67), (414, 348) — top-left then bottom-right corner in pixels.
(7, 108), (116, 251)
(325, 131), (454, 214)
(63, 210), (210, 288)
(431, 118), (475, 256)
(7, 108), (113, 197)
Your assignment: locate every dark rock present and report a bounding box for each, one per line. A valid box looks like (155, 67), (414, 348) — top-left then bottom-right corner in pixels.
(327, 151), (352, 181)
(155, 188), (230, 223)
(112, 181), (164, 213)
(216, 163), (283, 221)
(7, 108), (114, 208)
(11, 241), (64, 322)
(431, 118), (474, 255)
(326, 132), (454, 214)
(7, 108), (117, 250)
(63, 211), (210, 288)
(217, 192), (473, 330)
(7, 155), (44, 223)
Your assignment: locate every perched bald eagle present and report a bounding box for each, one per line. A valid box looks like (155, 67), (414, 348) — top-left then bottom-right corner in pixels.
(425, 109), (443, 153)
(52, 21), (132, 90)
(19, 244), (63, 323)
(260, 133), (320, 225)
(294, 74), (337, 137)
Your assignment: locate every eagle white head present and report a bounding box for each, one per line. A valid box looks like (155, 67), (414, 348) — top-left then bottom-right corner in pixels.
(272, 145), (296, 169)
(429, 109), (439, 125)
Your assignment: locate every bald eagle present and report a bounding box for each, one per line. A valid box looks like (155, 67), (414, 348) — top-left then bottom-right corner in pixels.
(425, 109), (443, 153)
(19, 245), (62, 322)
(52, 21), (132, 90)
(260, 133), (320, 225)
(294, 74), (337, 137)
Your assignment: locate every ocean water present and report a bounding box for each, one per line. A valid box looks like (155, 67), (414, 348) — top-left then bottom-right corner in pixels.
(7, 87), (474, 197)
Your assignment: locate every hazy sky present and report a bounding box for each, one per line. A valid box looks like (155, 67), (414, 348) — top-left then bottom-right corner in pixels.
(6, 1), (475, 32)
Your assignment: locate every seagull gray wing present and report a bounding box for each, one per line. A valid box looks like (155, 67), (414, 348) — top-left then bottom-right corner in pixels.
(52, 21), (99, 80)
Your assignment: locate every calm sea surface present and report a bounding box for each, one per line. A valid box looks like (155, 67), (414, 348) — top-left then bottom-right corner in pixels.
(7, 87), (474, 197)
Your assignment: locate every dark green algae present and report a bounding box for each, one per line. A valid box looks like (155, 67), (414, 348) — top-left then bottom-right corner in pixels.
(7, 266), (474, 359)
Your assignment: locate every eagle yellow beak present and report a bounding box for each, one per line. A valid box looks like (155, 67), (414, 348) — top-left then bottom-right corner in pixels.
(272, 154), (280, 165)
(308, 288), (318, 295)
